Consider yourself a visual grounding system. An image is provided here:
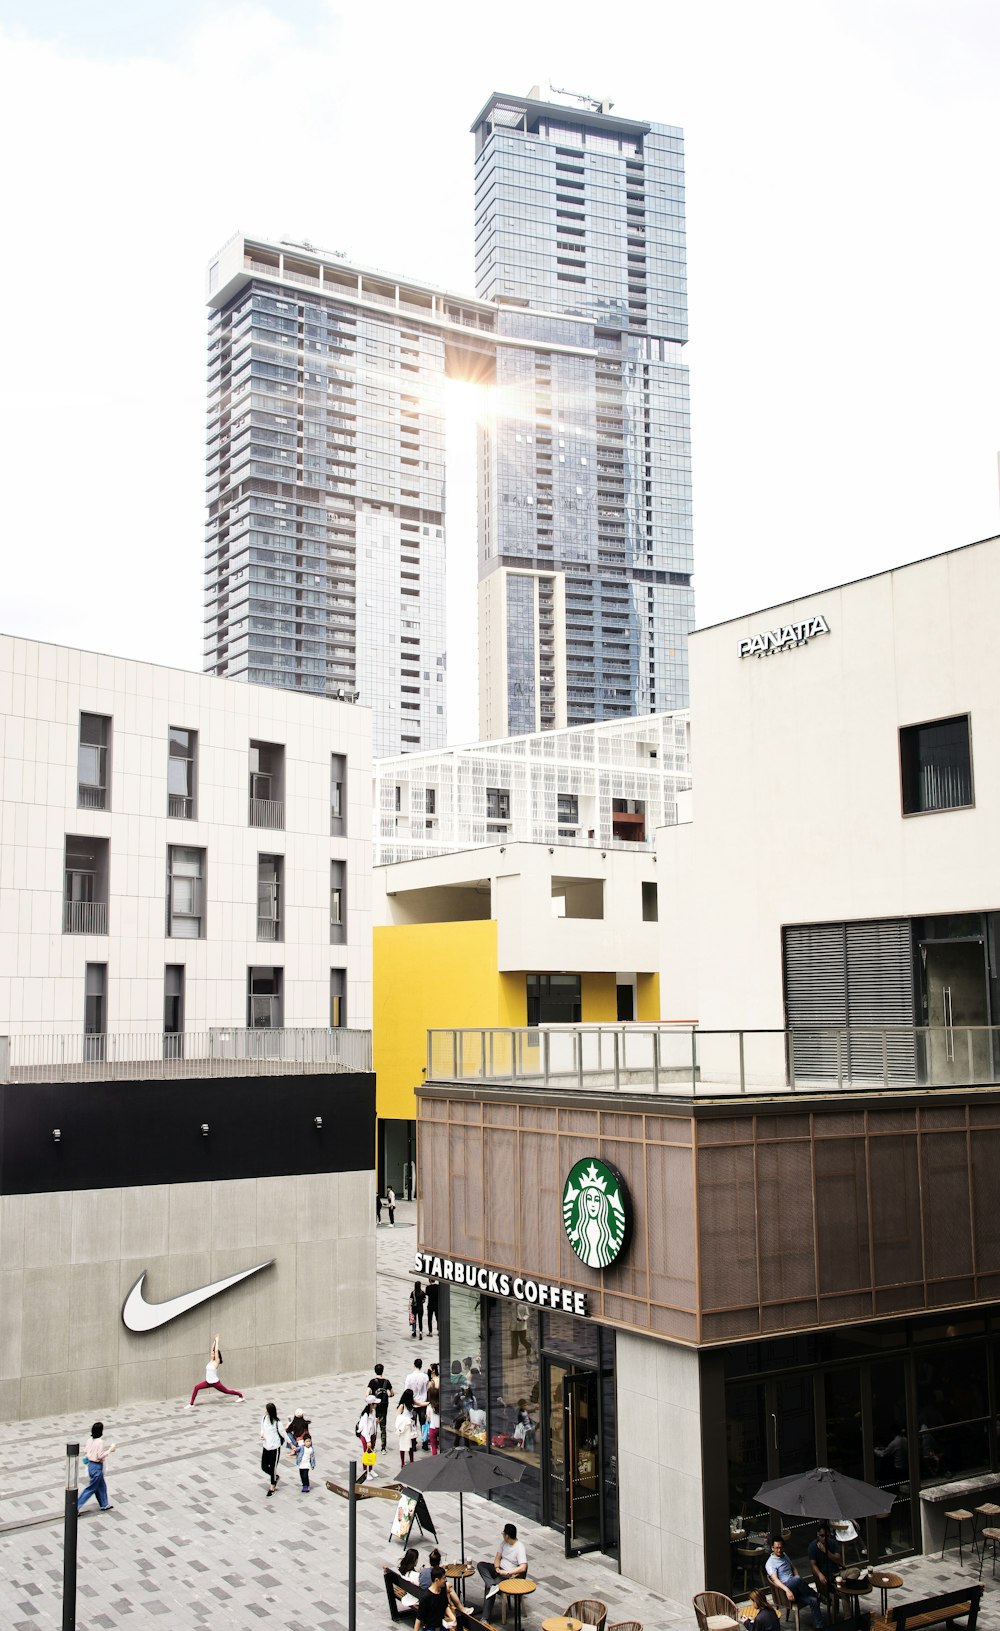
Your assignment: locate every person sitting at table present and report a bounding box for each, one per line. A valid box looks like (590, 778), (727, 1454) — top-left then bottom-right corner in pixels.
(477, 1524), (527, 1621)
(415, 1566), (463, 1631)
(765, 1538), (825, 1630)
(396, 1547), (423, 1612)
(807, 1523), (842, 1605)
(748, 1587), (781, 1631)
(419, 1549), (443, 1589)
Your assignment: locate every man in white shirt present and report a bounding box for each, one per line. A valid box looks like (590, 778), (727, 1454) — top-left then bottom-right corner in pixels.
(477, 1524), (528, 1621)
(405, 1357), (430, 1446)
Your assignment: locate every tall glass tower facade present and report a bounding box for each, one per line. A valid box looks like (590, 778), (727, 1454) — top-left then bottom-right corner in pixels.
(204, 234), (461, 758)
(472, 91), (694, 736)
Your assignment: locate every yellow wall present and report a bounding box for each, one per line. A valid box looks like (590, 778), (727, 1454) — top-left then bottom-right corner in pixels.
(374, 919), (504, 1123)
(374, 924), (662, 1127)
(581, 971), (618, 1021)
(637, 972), (661, 1020)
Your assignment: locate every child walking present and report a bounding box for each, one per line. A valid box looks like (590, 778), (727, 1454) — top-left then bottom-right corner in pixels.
(295, 1431), (316, 1492)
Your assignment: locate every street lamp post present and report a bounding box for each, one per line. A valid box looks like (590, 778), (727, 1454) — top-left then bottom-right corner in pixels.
(347, 1457), (357, 1631)
(63, 1441), (79, 1631)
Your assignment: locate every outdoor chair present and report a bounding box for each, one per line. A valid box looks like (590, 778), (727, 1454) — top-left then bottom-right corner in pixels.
(693, 1592), (740, 1631)
(384, 1567), (419, 1623)
(608, 1622), (644, 1631)
(564, 1600), (609, 1631)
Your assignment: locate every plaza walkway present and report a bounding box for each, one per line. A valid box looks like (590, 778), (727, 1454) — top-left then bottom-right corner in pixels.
(1, 1205), (998, 1629)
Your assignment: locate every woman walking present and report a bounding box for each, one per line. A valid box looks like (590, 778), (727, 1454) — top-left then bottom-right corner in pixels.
(260, 1401), (287, 1497)
(185, 1335), (243, 1407)
(396, 1387), (419, 1469)
(426, 1372), (440, 1455)
(77, 1422), (116, 1512)
(410, 1280), (426, 1340)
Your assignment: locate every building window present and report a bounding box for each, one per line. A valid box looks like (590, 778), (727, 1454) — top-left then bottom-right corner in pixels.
(248, 966), (283, 1029)
(425, 788), (437, 816)
(394, 785), (402, 812)
(331, 753), (347, 836)
(164, 965), (185, 1058)
(167, 846), (205, 938)
(84, 963), (107, 1060)
(168, 727), (197, 819)
(557, 793), (579, 831)
(900, 715), (973, 815)
(78, 713), (110, 810)
(527, 973), (582, 1025)
(257, 854), (283, 941)
(612, 798), (645, 842)
(249, 740), (285, 829)
(487, 787), (511, 831)
(331, 967), (346, 1028)
(642, 880), (658, 922)
(64, 836), (109, 934)
(330, 859), (346, 945)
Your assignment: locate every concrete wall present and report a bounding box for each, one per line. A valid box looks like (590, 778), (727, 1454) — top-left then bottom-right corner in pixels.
(617, 1331), (705, 1602)
(0, 1167), (374, 1421)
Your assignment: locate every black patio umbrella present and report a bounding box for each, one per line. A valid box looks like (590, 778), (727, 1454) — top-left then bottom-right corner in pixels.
(755, 1466), (890, 1522)
(402, 1445), (525, 1564)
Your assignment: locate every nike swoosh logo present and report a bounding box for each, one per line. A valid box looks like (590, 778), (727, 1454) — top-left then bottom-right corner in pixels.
(122, 1261), (274, 1332)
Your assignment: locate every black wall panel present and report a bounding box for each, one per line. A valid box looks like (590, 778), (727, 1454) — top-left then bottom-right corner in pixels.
(0, 1071), (375, 1195)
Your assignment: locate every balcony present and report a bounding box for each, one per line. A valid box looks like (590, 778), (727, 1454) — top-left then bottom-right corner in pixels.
(63, 900), (108, 935)
(1, 1026), (372, 1083)
(426, 1024), (1000, 1099)
(249, 797), (283, 829)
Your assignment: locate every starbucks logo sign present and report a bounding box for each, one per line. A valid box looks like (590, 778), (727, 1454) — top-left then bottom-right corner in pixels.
(562, 1158), (630, 1270)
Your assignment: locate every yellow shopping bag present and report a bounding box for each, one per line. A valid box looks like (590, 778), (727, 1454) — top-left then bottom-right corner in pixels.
(362, 1450), (377, 1468)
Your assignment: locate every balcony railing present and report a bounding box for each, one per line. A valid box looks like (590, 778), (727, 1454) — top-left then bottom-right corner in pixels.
(256, 915), (280, 941)
(63, 900), (108, 935)
(78, 784), (107, 810)
(0, 1026), (371, 1083)
(425, 1024), (1000, 1098)
(249, 796), (284, 829)
(168, 794), (193, 819)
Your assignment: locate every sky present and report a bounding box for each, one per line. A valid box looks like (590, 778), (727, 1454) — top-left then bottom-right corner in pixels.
(1, 0), (998, 744)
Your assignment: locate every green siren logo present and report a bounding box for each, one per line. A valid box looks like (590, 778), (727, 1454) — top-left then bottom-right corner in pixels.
(562, 1158), (630, 1270)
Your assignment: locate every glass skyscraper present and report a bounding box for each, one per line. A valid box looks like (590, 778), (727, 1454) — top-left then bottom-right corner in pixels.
(472, 91), (694, 736)
(204, 234), (459, 758)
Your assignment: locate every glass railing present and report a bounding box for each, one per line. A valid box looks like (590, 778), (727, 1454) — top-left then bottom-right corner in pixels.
(2, 1027), (371, 1082)
(425, 1025), (1000, 1097)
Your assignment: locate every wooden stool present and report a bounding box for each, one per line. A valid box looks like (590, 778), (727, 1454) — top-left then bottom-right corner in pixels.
(942, 1509), (974, 1564)
(973, 1504), (1000, 1560)
(978, 1527), (1000, 1581)
(735, 1545), (767, 1595)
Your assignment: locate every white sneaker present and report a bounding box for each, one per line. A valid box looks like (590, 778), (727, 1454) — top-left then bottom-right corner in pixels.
(184, 1404), (194, 1410)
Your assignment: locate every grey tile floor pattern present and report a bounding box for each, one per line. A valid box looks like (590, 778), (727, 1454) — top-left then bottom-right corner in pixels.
(0, 1207), (998, 1630)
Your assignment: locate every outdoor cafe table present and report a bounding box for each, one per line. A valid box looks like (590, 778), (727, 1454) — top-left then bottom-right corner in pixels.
(542, 1619), (584, 1631)
(834, 1578), (874, 1620)
(499, 1578), (537, 1631)
(445, 1562), (475, 1603)
(869, 1571), (904, 1618)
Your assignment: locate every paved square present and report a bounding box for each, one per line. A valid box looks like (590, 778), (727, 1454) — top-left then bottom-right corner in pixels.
(1, 1205), (998, 1629)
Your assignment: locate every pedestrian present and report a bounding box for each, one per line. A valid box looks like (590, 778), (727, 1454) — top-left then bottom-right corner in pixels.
(387, 1184), (396, 1226)
(77, 1421), (116, 1512)
(396, 1387), (419, 1468)
(368, 1362), (394, 1451)
(295, 1430), (316, 1492)
(357, 1395), (379, 1483)
(260, 1401), (287, 1497)
(426, 1375), (440, 1455)
(185, 1334), (244, 1407)
(376, 1191), (383, 1226)
(425, 1281), (439, 1335)
(510, 1301), (531, 1357)
(405, 1356), (429, 1446)
(410, 1279), (426, 1340)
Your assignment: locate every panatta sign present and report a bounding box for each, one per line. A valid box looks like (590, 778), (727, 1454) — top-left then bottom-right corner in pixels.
(738, 613), (830, 659)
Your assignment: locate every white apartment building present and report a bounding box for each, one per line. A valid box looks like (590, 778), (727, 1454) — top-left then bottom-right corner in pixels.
(0, 634), (372, 1050)
(374, 710), (690, 864)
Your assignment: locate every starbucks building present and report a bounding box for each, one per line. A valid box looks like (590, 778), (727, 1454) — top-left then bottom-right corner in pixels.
(416, 1060), (1000, 1606)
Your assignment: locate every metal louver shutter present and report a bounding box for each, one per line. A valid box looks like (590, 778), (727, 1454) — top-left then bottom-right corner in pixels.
(784, 923), (848, 1081)
(845, 919), (916, 1083)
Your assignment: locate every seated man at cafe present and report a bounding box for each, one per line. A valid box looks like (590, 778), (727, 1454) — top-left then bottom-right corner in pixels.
(415, 1566), (462, 1631)
(765, 1538), (825, 1630)
(477, 1524), (528, 1621)
(807, 1523), (841, 1605)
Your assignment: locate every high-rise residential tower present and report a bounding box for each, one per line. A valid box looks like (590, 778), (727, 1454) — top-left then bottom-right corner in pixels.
(472, 90), (694, 736)
(204, 234), (465, 758)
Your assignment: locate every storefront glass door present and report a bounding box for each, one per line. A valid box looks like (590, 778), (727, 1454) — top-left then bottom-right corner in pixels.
(565, 1371), (602, 1555)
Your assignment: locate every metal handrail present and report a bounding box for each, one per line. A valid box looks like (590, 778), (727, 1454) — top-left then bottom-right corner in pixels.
(424, 1024), (1000, 1098)
(1, 1027), (371, 1083)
